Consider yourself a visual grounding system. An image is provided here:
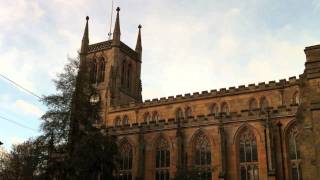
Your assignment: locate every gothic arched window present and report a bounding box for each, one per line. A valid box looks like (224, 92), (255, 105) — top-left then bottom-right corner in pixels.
(260, 97), (269, 112)
(144, 112), (151, 123)
(123, 115), (129, 126)
(287, 125), (302, 180)
(90, 59), (97, 83)
(98, 57), (105, 82)
(249, 98), (258, 112)
(194, 132), (212, 180)
(127, 64), (132, 89)
(292, 91), (300, 105)
(221, 102), (229, 114)
(176, 108), (184, 120)
(115, 116), (122, 127)
(155, 137), (170, 180)
(210, 103), (219, 115)
(185, 107), (192, 118)
(152, 111), (159, 122)
(117, 140), (133, 180)
(239, 128), (259, 180)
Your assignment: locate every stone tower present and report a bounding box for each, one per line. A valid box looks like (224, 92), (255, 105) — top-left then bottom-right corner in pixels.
(79, 7), (143, 123)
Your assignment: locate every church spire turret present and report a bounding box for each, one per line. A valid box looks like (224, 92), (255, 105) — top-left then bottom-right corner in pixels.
(112, 7), (121, 46)
(80, 16), (89, 54)
(135, 24), (142, 59)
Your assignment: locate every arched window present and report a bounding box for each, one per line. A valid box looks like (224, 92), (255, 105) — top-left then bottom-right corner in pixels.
(98, 57), (105, 82)
(90, 59), (97, 83)
(249, 98), (258, 112)
(155, 137), (170, 180)
(115, 116), (122, 127)
(144, 112), (151, 123)
(292, 91), (300, 105)
(210, 103), (219, 115)
(221, 102), (229, 114)
(152, 111), (159, 122)
(118, 140), (133, 180)
(194, 131), (212, 180)
(176, 108), (184, 120)
(123, 115), (129, 126)
(185, 107), (192, 118)
(287, 125), (302, 180)
(239, 128), (259, 180)
(260, 97), (269, 112)
(127, 64), (132, 89)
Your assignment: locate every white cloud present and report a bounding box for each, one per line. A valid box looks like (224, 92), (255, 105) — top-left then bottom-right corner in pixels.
(15, 100), (44, 118)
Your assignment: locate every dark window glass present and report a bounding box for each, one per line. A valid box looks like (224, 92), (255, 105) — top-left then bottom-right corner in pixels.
(155, 138), (170, 180)
(118, 141), (132, 180)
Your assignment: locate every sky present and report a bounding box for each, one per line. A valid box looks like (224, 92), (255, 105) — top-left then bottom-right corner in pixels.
(0, 0), (320, 150)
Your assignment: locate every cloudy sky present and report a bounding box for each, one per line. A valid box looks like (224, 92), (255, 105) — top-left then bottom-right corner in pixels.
(0, 0), (320, 150)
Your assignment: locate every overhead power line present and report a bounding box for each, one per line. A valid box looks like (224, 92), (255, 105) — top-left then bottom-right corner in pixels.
(0, 73), (42, 99)
(0, 115), (38, 132)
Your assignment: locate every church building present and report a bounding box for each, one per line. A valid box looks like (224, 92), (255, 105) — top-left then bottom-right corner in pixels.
(77, 7), (320, 180)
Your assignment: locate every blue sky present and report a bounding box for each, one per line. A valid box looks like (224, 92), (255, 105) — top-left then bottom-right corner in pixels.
(0, 0), (319, 150)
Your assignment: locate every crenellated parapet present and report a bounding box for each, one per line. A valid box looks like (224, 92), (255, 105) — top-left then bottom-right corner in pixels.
(109, 76), (301, 112)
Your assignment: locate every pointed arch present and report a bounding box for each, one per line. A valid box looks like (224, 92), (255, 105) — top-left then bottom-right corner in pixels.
(98, 57), (105, 82)
(175, 108), (184, 120)
(209, 103), (219, 114)
(144, 112), (151, 123)
(236, 126), (259, 180)
(117, 137), (133, 180)
(123, 115), (129, 126)
(115, 116), (122, 127)
(190, 129), (212, 179)
(260, 96), (269, 112)
(221, 102), (229, 114)
(284, 120), (302, 180)
(152, 111), (159, 122)
(292, 91), (300, 105)
(154, 134), (170, 180)
(249, 98), (258, 112)
(233, 123), (263, 144)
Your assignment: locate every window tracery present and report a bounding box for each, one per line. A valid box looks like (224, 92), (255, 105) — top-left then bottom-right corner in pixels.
(287, 125), (302, 180)
(193, 131), (212, 180)
(239, 128), (259, 180)
(155, 137), (170, 180)
(221, 102), (229, 114)
(115, 116), (122, 127)
(144, 112), (151, 123)
(210, 103), (219, 114)
(292, 91), (300, 105)
(123, 115), (129, 126)
(152, 111), (159, 122)
(97, 57), (105, 82)
(117, 140), (133, 180)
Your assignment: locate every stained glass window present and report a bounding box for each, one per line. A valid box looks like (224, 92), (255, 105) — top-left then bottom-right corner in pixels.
(239, 128), (259, 180)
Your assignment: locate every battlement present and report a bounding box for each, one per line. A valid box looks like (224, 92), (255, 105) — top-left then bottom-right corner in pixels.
(109, 76), (301, 112)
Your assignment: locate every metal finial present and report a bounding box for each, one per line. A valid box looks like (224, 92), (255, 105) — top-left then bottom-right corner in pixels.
(116, 7), (120, 12)
(138, 24), (142, 29)
(86, 16), (89, 21)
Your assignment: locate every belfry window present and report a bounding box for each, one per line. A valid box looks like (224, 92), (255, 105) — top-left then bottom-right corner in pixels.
(239, 128), (259, 180)
(155, 137), (170, 180)
(90, 59), (97, 83)
(194, 132), (212, 180)
(98, 57), (105, 82)
(287, 125), (302, 180)
(117, 141), (133, 180)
